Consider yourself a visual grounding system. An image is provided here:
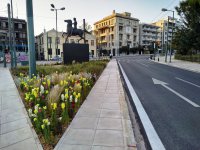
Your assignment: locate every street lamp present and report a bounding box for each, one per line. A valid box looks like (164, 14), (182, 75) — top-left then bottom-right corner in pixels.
(162, 8), (174, 63)
(50, 4), (65, 57)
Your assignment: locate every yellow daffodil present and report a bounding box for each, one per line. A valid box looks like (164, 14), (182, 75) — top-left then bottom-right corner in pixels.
(42, 82), (46, 85)
(73, 92), (76, 96)
(65, 88), (68, 93)
(65, 93), (69, 99)
(61, 103), (65, 109)
(43, 106), (47, 110)
(34, 109), (38, 114)
(33, 118), (37, 122)
(47, 79), (51, 87)
(45, 90), (49, 94)
(41, 124), (45, 129)
(60, 80), (64, 86)
(51, 103), (57, 110)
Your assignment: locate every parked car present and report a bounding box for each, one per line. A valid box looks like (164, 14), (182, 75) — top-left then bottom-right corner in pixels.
(50, 56), (62, 61)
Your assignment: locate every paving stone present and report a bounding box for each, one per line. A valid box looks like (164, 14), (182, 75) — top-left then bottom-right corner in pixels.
(92, 146), (124, 150)
(1, 101), (23, 110)
(76, 108), (101, 118)
(102, 103), (120, 110)
(62, 129), (95, 145)
(0, 118), (29, 134)
(100, 109), (121, 119)
(104, 97), (119, 103)
(56, 144), (91, 150)
(0, 138), (39, 150)
(0, 110), (26, 124)
(70, 117), (98, 129)
(93, 130), (124, 147)
(97, 118), (122, 130)
(0, 127), (33, 148)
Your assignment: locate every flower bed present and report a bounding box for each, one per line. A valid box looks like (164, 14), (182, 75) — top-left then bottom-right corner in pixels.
(14, 60), (108, 149)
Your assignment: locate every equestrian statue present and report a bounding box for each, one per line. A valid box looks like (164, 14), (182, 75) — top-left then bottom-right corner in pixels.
(62, 18), (90, 43)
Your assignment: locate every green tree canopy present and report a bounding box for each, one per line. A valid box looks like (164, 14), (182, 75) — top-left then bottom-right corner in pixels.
(173, 0), (200, 54)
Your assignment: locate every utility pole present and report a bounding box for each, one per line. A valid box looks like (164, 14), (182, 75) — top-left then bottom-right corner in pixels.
(11, 0), (17, 67)
(169, 11), (174, 63)
(26, 0), (36, 77)
(165, 16), (169, 63)
(8, 3), (14, 68)
(83, 19), (86, 44)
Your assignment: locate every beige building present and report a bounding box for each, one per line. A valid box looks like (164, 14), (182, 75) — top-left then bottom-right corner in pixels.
(139, 23), (161, 49)
(94, 10), (139, 56)
(35, 29), (96, 60)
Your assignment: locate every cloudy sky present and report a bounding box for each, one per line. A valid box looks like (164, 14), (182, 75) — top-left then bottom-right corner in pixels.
(0, 0), (181, 35)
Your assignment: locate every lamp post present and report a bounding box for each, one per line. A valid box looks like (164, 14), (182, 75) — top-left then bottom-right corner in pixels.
(50, 4), (65, 57)
(162, 8), (174, 63)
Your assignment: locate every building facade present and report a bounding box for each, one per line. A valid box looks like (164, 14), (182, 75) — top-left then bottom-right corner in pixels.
(35, 29), (96, 60)
(0, 17), (27, 53)
(152, 18), (183, 52)
(94, 10), (139, 56)
(139, 23), (161, 50)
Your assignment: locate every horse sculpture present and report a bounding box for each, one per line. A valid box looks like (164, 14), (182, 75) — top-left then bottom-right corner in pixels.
(62, 19), (85, 43)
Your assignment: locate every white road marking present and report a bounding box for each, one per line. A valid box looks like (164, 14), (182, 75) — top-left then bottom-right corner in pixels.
(152, 78), (200, 108)
(118, 62), (166, 150)
(175, 77), (200, 88)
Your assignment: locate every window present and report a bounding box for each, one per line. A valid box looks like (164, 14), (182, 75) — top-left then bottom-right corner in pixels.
(119, 26), (123, 31)
(119, 34), (123, 40)
(56, 49), (60, 55)
(133, 28), (137, 33)
(119, 42), (122, 47)
(18, 23), (22, 29)
(133, 35), (136, 42)
(86, 40), (88, 44)
(56, 37), (60, 44)
(2, 22), (6, 28)
(91, 40), (94, 46)
(127, 34), (130, 40)
(48, 37), (52, 44)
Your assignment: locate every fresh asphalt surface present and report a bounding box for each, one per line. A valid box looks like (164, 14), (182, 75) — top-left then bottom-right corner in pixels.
(117, 55), (200, 150)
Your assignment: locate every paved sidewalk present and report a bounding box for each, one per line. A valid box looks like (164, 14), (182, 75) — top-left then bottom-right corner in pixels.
(0, 68), (42, 150)
(55, 59), (136, 150)
(154, 55), (200, 73)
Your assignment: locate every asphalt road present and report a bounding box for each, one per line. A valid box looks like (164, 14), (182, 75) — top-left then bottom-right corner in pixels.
(118, 55), (200, 150)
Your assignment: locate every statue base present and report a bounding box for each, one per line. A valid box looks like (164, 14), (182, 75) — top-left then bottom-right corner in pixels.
(63, 43), (89, 64)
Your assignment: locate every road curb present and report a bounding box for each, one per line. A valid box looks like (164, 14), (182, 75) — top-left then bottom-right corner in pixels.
(117, 60), (166, 150)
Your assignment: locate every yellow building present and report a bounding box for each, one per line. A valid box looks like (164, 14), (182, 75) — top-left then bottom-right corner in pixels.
(94, 10), (139, 56)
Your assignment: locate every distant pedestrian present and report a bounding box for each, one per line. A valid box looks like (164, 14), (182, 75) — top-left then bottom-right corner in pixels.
(109, 53), (112, 59)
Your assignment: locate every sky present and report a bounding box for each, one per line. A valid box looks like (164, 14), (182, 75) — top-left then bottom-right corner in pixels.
(0, 0), (182, 35)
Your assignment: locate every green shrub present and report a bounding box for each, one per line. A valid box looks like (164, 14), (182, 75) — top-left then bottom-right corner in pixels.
(175, 54), (200, 63)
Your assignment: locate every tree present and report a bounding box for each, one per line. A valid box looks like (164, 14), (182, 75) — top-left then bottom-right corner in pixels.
(174, 0), (200, 54)
(79, 22), (92, 32)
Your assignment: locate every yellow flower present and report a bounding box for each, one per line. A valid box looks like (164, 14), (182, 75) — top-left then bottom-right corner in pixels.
(65, 88), (68, 93)
(61, 103), (65, 109)
(60, 80), (64, 86)
(64, 80), (68, 85)
(45, 90), (49, 94)
(65, 93), (69, 99)
(51, 103), (57, 110)
(41, 124), (45, 129)
(34, 109), (38, 114)
(42, 82), (46, 85)
(73, 92), (76, 96)
(47, 79), (51, 87)
(43, 106), (47, 110)
(33, 118), (37, 122)
(77, 93), (81, 98)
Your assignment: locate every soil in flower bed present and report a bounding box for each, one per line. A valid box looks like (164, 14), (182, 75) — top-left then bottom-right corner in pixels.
(13, 60), (108, 150)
